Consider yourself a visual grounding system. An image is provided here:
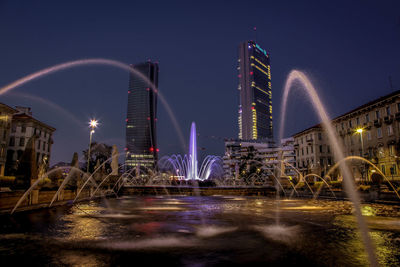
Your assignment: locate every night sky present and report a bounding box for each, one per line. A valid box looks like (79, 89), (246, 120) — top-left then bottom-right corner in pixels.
(0, 0), (399, 165)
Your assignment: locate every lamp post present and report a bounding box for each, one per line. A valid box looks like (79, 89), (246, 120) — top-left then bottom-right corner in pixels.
(356, 128), (364, 181)
(87, 119), (98, 173)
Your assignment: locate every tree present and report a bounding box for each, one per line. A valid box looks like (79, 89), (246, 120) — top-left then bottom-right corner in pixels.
(82, 142), (113, 173)
(15, 136), (38, 189)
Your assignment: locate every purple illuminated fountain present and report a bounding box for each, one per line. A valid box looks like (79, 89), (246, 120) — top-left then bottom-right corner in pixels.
(159, 122), (222, 180)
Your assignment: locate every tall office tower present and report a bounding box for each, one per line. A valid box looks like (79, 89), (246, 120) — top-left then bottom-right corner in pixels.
(238, 41), (272, 140)
(125, 61), (158, 169)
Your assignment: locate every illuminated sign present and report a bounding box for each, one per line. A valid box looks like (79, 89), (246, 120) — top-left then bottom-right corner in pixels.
(255, 43), (267, 56)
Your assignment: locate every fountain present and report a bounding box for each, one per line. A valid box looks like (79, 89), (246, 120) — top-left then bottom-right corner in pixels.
(159, 122), (223, 181)
(1, 58), (392, 266)
(279, 70), (377, 266)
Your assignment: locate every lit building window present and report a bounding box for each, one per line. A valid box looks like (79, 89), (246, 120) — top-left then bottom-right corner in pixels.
(376, 110), (380, 119)
(377, 127), (382, 138)
(388, 125), (393, 136)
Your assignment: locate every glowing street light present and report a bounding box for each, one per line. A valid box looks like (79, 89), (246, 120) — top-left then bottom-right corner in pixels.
(356, 128), (365, 180)
(355, 128), (364, 156)
(90, 119), (98, 129)
(87, 119), (98, 173)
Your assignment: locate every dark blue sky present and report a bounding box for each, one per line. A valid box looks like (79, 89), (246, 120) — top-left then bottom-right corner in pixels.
(0, 0), (399, 164)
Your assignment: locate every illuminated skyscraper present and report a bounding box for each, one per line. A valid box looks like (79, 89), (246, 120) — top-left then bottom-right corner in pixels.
(238, 41), (272, 140)
(125, 61), (158, 169)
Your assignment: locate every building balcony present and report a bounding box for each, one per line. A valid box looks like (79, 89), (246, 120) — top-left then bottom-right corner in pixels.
(384, 115), (393, 124)
(374, 119), (382, 127)
(395, 112), (400, 121)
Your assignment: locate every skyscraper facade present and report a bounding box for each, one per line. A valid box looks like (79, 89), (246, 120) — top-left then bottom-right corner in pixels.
(125, 61), (158, 169)
(238, 41), (273, 140)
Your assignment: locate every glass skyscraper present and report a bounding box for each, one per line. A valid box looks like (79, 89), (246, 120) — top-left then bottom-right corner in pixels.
(238, 41), (273, 140)
(125, 61), (158, 169)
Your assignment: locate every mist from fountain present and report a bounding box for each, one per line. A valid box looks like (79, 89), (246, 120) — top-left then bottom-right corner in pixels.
(279, 70), (377, 266)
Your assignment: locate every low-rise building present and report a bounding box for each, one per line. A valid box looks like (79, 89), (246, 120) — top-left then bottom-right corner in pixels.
(293, 90), (400, 181)
(223, 138), (296, 182)
(6, 107), (56, 174)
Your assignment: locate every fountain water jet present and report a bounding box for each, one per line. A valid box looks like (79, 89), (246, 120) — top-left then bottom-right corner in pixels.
(11, 166), (88, 214)
(279, 70), (377, 266)
(159, 122), (222, 181)
(326, 155), (400, 200)
(301, 174), (336, 199)
(0, 58), (185, 150)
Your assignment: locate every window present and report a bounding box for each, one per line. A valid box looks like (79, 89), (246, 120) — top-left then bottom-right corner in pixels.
(388, 125), (393, 136)
(341, 122), (344, 130)
(302, 148), (304, 156)
(376, 110), (380, 119)
(365, 114), (370, 123)
(21, 125), (26, 133)
(11, 125), (16, 133)
(319, 145), (323, 153)
(311, 146), (314, 153)
(377, 127), (382, 138)
(367, 131), (371, 140)
(387, 106), (391, 116)
(390, 164), (397, 175)
(356, 117), (360, 125)
(37, 140), (41, 150)
(306, 147), (309, 154)
(328, 157), (332, 165)
(42, 142), (46, 150)
(320, 158), (324, 166)
(327, 145), (330, 153)
(318, 132), (322, 140)
(381, 165), (386, 175)
(19, 137), (25, 147)
(349, 120), (353, 128)
(2, 130), (6, 140)
(9, 137), (15, 146)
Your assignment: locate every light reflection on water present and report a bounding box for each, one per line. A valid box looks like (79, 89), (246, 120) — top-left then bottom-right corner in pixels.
(0, 196), (400, 266)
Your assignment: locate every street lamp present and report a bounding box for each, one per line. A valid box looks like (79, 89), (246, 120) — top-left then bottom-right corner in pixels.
(87, 119), (98, 173)
(356, 128), (364, 181)
(356, 128), (364, 157)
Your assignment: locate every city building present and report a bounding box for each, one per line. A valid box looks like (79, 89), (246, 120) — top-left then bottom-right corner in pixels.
(293, 90), (400, 181)
(125, 61), (159, 169)
(293, 125), (333, 178)
(223, 138), (295, 182)
(237, 40), (273, 140)
(6, 106), (55, 174)
(0, 103), (17, 176)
